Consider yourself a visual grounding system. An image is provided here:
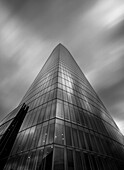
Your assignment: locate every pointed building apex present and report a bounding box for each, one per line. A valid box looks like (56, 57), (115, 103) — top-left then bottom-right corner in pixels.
(56, 43), (66, 47)
(58, 43), (63, 46)
(53, 43), (66, 53)
(54, 43), (68, 52)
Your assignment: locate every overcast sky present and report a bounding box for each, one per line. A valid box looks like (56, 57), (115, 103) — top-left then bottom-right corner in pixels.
(0, 0), (124, 134)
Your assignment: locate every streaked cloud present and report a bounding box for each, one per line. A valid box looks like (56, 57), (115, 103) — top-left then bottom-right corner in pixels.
(0, 0), (124, 134)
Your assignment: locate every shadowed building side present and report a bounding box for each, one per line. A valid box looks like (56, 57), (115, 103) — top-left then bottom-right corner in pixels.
(0, 103), (29, 170)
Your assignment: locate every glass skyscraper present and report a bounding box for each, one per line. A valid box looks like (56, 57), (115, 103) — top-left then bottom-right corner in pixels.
(0, 44), (124, 169)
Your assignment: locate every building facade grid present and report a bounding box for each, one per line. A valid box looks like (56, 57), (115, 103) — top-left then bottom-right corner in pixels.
(0, 44), (124, 169)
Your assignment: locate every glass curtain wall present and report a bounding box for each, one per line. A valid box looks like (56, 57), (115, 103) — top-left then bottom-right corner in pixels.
(0, 44), (124, 170)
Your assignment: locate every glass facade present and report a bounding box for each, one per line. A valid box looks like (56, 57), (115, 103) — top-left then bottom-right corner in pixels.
(0, 44), (124, 169)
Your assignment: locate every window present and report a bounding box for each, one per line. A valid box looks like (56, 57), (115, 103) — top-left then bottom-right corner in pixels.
(85, 133), (92, 151)
(41, 146), (53, 170)
(67, 149), (74, 170)
(54, 123), (65, 145)
(72, 128), (79, 148)
(44, 102), (52, 121)
(38, 107), (45, 123)
(56, 100), (64, 119)
(75, 151), (83, 170)
(64, 103), (70, 121)
(50, 100), (56, 118)
(38, 124), (48, 146)
(46, 123), (54, 144)
(65, 126), (72, 146)
(54, 147), (64, 170)
(79, 130), (86, 149)
(83, 153), (91, 170)
(90, 155), (99, 170)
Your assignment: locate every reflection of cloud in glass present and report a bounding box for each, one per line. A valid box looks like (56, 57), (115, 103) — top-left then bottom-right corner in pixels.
(29, 126), (36, 135)
(61, 70), (73, 94)
(83, 96), (91, 112)
(24, 128), (30, 136)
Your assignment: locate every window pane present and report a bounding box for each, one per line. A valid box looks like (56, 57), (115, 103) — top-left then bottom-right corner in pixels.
(46, 123), (54, 144)
(57, 88), (63, 100)
(74, 107), (80, 124)
(90, 155), (98, 170)
(41, 146), (53, 170)
(36, 148), (44, 170)
(69, 105), (76, 123)
(90, 134), (98, 152)
(79, 111), (85, 126)
(38, 107), (45, 123)
(83, 153), (91, 170)
(50, 100), (56, 118)
(54, 147), (64, 170)
(33, 124), (42, 148)
(20, 129), (30, 152)
(65, 126), (72, 146)
(56, 101), (64, 119)
(72, 128), (79, 148)
(85, 133), (92, 151)
(38, 125), (47, 146)
(26, 126), (36, 150)
(54, 123), (64, 145)
(67, 149), (74, 170)
(64, 103), (70, 121)
(75, 151), (83, 170)
(44, 102), (52, 121)
(28, 150), (37, 170)
(79, 130), (86, 149)
(32, 109), (39, 126)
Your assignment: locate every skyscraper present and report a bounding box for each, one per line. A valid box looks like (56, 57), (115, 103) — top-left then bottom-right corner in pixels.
(0, 44), (124, 169)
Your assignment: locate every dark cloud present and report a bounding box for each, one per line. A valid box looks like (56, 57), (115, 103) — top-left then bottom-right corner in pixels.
(2, 0), (29, 13)
(0, 72), (33, 120)
(0, 57), (19, 82)
(3, 0), (95, 16)
(112, 21), (124, 40)
(0, 99), (9, 121)
(105, 20), (124, 43)
(98, 78), (124, 119)
(0, 54), (21, 120)
(2, 0), (97, 40)
(97, 56), (124, 120)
